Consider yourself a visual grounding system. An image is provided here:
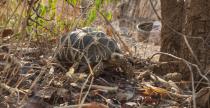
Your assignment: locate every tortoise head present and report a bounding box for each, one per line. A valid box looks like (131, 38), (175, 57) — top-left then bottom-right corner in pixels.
(110, 53), (134, 78)
(110, 52), (135, 65)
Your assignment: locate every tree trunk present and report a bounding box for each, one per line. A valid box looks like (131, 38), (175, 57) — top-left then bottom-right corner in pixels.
(180, 0), (210, 80)
(157, 0), (185, 75)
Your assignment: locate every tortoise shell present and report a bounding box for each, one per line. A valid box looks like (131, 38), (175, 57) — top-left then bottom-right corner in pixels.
(56, 27), (122, 64)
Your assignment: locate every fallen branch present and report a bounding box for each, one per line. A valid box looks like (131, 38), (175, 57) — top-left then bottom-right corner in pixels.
(0, 82), (25, 95)
(54, 102), (108, 108)
(86, 84), (118, 92)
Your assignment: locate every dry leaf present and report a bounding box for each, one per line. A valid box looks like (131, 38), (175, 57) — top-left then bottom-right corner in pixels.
(66, 67), (75, 77)
(1, 29), (14, 38)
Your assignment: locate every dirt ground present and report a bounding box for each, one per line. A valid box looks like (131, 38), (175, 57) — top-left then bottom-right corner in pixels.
(0, 31), (194, 108)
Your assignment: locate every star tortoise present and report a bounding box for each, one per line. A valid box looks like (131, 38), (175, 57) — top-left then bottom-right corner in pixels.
(55, 27), (133, 77)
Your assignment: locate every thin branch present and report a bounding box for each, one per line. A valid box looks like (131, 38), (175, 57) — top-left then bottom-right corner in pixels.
(97, 10), (132, 55)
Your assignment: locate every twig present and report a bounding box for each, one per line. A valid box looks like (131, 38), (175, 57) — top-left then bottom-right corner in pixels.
(78, 74), (94, 108)
(97, 10), (131, 55)
(28, 17), (57, 35)
(149, 52), (209, 84)
(20, 65), (48, 104)
(4, 1), (22, 28)
(54, 103), (108, 108)
(0, 82), (25, 95)
(86, 84), (118, 92)
(149, 52), (209, 108)
(32, 3), (53, 21)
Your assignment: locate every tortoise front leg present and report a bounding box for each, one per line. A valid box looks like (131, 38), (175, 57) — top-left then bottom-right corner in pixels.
(78, 62), (104, 77)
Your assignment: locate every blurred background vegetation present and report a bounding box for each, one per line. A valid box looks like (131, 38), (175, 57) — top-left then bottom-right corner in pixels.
(0, 0), (118, 43)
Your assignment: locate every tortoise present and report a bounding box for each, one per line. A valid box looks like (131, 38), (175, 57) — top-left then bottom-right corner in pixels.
(55, 27), (133, 77)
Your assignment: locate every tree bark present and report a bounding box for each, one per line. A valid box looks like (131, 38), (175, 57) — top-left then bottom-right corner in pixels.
(157, 0), (185, 75)
(180, 0), (210, 80)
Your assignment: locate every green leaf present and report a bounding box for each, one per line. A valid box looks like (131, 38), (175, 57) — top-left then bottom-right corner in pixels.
(67, 0), (77, 6)
(49, 0), (57, 9)
(104, 11), (112, 21)
(86, 7), (97, 25)
(47, 0), (57, 19)
(38, 18), (44, 25)
(39, 4), (47, 16)
(95, 0), (102, 9)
